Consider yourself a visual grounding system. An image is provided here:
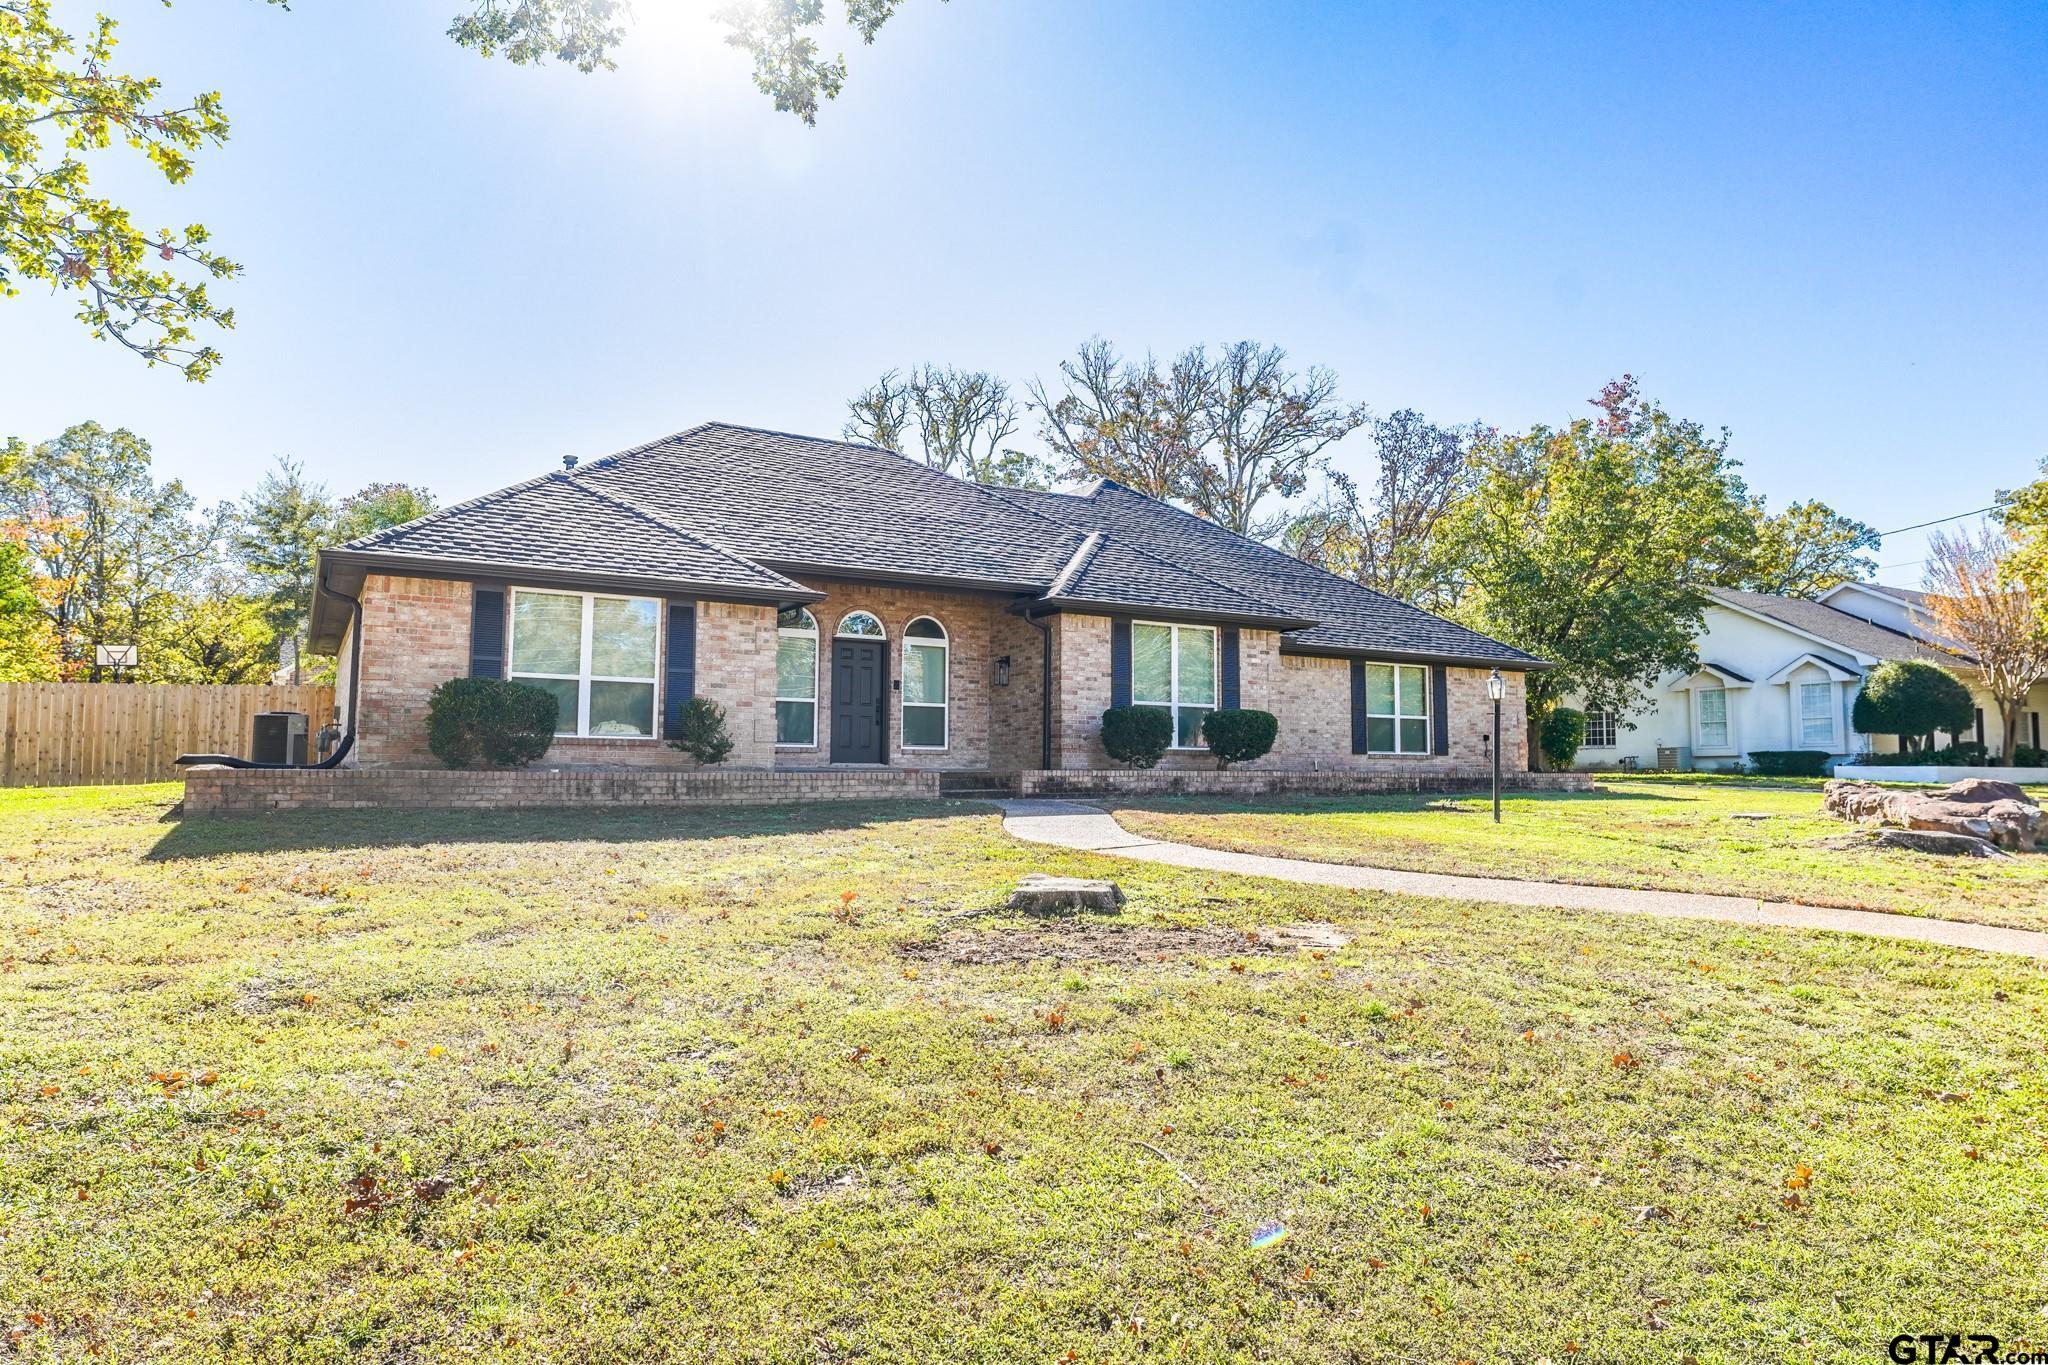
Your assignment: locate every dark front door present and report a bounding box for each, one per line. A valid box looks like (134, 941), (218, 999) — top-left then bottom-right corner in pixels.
(830, 639), (887, 763)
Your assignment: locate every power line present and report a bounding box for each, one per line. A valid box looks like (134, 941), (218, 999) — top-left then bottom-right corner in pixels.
(1877, 502), (2008, 538)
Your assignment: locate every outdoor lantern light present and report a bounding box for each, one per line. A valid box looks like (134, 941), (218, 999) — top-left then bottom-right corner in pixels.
(1485, 668), (1505, 824)
(994, 655), (1012, 687)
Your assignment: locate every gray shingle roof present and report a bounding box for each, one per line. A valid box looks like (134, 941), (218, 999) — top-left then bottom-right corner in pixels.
(340, 471), (809, 598)
(1708, 587), (1972, 664)
(336, 422), (1544, 668)
(1001, 480), (1545, 666)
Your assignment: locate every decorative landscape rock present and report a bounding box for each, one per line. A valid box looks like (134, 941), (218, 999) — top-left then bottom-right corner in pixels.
(1822, 778), (2045, 852)
(1007, 874), (1126, 915)
(1867, 829), (2011, 859)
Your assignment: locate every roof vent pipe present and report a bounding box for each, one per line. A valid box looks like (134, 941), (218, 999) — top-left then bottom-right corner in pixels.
(562, 455), (579, 470)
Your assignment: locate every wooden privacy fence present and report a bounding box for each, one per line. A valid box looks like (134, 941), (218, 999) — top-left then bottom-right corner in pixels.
(0, 683), (336, 788)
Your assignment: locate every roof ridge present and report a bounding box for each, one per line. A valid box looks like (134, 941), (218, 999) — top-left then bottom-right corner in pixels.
(563, 475), (805, 592)
(1044, 531), (1104, 599)
(341, 466), (569, 551)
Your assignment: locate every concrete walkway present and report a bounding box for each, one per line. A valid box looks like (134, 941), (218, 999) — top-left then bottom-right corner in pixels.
(995, 800), (2048, 961)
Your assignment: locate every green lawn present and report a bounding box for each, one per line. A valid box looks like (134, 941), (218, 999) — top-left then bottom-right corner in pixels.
(3, 783), (2046, 1362)
(1110, 776), (2048, 931)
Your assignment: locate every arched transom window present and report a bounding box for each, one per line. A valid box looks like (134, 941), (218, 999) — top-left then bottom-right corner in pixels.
(836, 610), (885, 638)
(902, 616), (949, 749)
(776, 607), (818, 746)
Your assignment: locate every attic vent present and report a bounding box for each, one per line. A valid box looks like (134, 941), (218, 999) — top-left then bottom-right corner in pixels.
(562, 455), (579, 470)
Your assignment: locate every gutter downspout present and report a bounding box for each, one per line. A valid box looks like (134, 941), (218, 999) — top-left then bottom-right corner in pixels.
(1022, 608), (1053, 771)
(321, 571), (365, 755)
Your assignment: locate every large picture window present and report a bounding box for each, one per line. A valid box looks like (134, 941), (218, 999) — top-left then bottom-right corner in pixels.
(902, 616), (949, 749)
(1363, 662), (1430, 754)
(509, 588), (660, 738)
(776, 607), (818, 747)
(1132, 621), (1217, 748)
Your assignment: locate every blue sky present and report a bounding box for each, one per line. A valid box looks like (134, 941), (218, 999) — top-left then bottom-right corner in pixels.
(4, 0), (2043, 585)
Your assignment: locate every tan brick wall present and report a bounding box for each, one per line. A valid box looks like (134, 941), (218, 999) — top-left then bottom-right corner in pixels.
(988, 610), (1049, 771)
(1019, 767), (1588, 798)
(772, 579), (1020, 771)
(355, 574), (473, 768)
(1269, 655), (1530, 772)
(1050, 613), (1113, 769)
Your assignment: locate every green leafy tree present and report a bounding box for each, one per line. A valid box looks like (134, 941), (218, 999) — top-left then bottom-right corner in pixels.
(0, 421), (224, 675)
(1442, 377), (1757, 767)
(1720, 498), (1880, 597)
(136, 581), (275, 684)
(233, 456), (335, 644)
(0, 537), (60, 680)
(1851, 659), (1974, 752)
(337, 482), (438, 543)
(1998, 459), (2048, 623)
(845, 366), (1050, 488)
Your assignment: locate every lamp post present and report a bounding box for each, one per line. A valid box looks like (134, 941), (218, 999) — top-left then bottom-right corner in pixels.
(1485, 668), (1506, 823)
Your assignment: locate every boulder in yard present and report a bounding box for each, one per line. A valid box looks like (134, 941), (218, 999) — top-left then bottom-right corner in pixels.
(1866, 829), (2011, 859)
(1008, 874), (1125, 915)
(1822, 778), (2044, 851)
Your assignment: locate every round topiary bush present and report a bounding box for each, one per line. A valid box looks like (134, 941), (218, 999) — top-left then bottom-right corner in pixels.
(426, 677), (559, 770)
(1850, 659), (1974, 751)
(1539, 707), (1588, 769)
(1100, 705), (1173, 769)
(1201, 708), (1278, 769)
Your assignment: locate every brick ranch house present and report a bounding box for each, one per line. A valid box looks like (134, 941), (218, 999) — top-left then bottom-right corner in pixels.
(300, 423), (1547, 791)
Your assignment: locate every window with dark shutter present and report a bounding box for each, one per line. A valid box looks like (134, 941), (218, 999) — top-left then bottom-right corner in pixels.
(1220, 628), (1241, 709)
(1431, 666), (1449, 755)
(469, 585), (506, 679)
(663, 599), (697, 739)
(1110, 619), (1132, 709)
(1349, 660), (1367, 754)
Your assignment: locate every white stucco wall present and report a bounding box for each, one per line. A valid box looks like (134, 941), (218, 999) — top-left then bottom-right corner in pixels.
(1565, 604), (2048, 771)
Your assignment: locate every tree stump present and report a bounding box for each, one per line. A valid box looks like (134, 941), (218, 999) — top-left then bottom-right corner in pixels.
(1007, 874), (1125, 915)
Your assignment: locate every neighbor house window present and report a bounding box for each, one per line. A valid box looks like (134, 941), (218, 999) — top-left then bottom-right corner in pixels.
(1132, 621), (1217, 748)
(508, 588), (660, 738)
(1696, 686), (1729, 750)
(776, 607), (818, 747)
(1363, 662), (1431, 754)
(1583, 708), (1617, 748)
(1798, 682), (1835, 749)
(902, 617), (949, 749)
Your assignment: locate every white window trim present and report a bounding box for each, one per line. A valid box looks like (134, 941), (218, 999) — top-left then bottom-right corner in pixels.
(1363, 661), (1433, 755)
(1692, 685), (1733, 755)
(1582, 708), (1617, 749)
(507, 587), (662, 741)
(1792, 675), (1842, 752)
(1132, 621), (1219, 750)
(901, 617), (950, 751)
(775, 607), (819, 749)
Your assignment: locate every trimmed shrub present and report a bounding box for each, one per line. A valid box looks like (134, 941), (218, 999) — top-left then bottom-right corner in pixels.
(1201, 708), (1279, 769)
(1100, 705), (1173, 769)
(2014, 745), (2046, 769)
(1747, 749), (1830, 777)
(669, 696), (735, 765)
(426, 677), (558, 770)
(1850, 660), (1974, 751)
(1877, 741), (1990, 767)
(1539, 707), (1587, 769)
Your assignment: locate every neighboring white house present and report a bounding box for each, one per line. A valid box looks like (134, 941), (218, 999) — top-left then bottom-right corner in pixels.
(1570, 583), (2048, 772)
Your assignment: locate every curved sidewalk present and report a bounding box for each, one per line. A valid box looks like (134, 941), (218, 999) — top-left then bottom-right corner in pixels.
(995, 800), (2048, 961)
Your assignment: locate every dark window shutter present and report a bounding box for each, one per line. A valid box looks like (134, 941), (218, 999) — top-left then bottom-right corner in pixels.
(663, 599), (697, 739)
(1110, 619), (1132, 708)
(2032, 712), (2041, 750)
(1220, 628), (1241, 709)
(1431, 665), (1450, 755)
(1349, 660), (1367, 754)
(470, 585), (506, 679)
(1975, 707), (1985, 747)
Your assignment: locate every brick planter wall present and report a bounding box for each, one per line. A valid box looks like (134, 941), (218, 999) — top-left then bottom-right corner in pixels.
(182, 765), (942, 815)
(1016, 767), (1592, 798)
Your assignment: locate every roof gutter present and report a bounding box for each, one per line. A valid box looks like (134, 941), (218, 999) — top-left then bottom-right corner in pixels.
(319, 548), (825, 608)
(1277, 641), (1557, 671)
